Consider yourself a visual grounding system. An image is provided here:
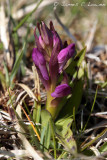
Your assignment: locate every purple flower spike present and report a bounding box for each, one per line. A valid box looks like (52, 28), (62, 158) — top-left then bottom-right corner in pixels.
(51, 84), (71, 98)
(58, 43), (75, 72)
(32, 48), (49, 81)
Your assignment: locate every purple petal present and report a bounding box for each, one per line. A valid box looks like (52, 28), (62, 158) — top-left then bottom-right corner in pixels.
(50, 21), (63, 48)
(58, 43), (75, 72)
(41, 22), (53, 47)
(32, 48), (49, 80)
(53, 31), (63, 48)
(34, 27), (50, 62)
(36, 68), (50, 90)
(32, 48), (39, 66)
(51, 84), (71, 98)
(39, 36), (45, 49)
(34, 27), (43, 51)
(53, 32), (59, 47)
(58, 43), (75, 63)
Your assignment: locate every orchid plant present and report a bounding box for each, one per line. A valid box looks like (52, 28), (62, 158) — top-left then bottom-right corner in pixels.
(32, 21), (75, 119)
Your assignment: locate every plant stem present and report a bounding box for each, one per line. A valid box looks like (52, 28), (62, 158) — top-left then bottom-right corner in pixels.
(46, 87), (57, 120)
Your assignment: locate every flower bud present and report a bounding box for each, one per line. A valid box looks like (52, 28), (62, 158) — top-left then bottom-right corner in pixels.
(51, 84), (71, 98)
(58, 43), (75, 72)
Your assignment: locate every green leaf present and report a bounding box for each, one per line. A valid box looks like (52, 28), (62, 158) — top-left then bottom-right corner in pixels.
(0, 42), (3, 50)
(41, 110), (56, 158)
(41, 110), (52, 128)
(33, 100), (37, 123)
(57, 151), (68, 160)
(41, 110), (52, 150)
(56, 117), (73, 136)
(10, 43), (25, 85)
(78, 67), (84, 79)
(40, 127), (46, 150)
(57, 48), (85, 119)
(36, 104), (41, 123)
(59, 79), (83, 118)
(76, 47), (86, 67)
(44, 122), (51, 149)
(66, 47), (86, 80)
(7, 94), (16, 106)
(55, 117), (77, 155)
(0, 71), (5, 82)
(99, 142), (107, 153)
(54, 97), (67, 120)
(101, 81), (107, 88)
(0, 71), (6, 88)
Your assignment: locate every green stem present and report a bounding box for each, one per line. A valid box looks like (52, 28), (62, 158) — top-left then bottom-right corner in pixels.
(46, 87), (57, 120)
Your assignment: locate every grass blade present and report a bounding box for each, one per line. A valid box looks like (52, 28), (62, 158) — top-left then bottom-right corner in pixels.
(81, 128), (107, 151)
(10, 43), (26, 85)
(13, 0), (43, 32)
(3, 61), (10, 87)
(83, 87), (98, 131)
(36, 104), (41, 123)
(0, 70), (6, 88)
(50, 118), (56, 159)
